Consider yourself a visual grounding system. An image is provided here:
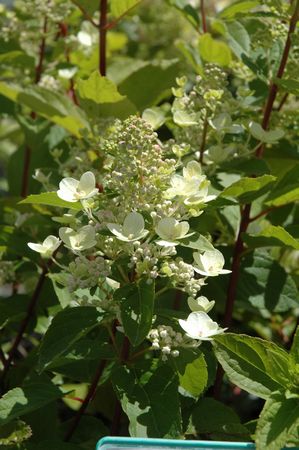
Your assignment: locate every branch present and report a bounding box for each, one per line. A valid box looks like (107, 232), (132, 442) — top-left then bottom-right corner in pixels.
(200, 0), (207, 33)
(99, 0), (108, 76)
(214, 1), (299, 399)
(64, 359), (107, 441)
(0, 266), (48, 386)
(72, 0), (98, 27)
(255, 0), (299, 158)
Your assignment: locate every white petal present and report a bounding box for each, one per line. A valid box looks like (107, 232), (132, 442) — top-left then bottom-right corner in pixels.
(156, 218), (177, 240)
(183, 161), (202, 179)
(28, 243), (46, 254)
(78, 171), (97, 195)
(43, 235), (60, 251)
(57, 177), (79, 202)
(123, 212), (144, 237)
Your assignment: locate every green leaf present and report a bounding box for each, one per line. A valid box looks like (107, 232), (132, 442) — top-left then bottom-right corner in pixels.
(249, 122), (284, 144)
(19, 192), (82, 211)
(0, 51), (35, 69)
(275, 77), (299, 95)
(219, 0), (260, 18)
(38, 307), (103, 371)
(179, 354), (208, 398)
(110, 0), (141, 18)
(116, 278), (155, 346)
(198, 33), (232, 67)
(213, 333), (291, 399)
(243, 225), (299, 250)
(118, 59), (179, 110)
(0, 82), (90, 138)
(265, 164), (299, 207)
(191, 398), (250, 441)
(166, 0), (200, 29)
(256, 391), (299, 450)
(0, 380), (63, 426)
(0, 420), (32, 446)
(290, 326), (299, 364)
(225, 21), (250, 58)
(112, 365), (182, 438)
(71, 0), (98, 15)
(237, 251), (298, 314)
(220, 174), (276, 203)
(76, 71), (136, 119)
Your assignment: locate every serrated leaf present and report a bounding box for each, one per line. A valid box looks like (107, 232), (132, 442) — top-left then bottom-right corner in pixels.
(166, 0), (200, 29)
(76, 71), (136, 119)
(118, 59), (179, 110)
(38, 307), (103, 371)
(219, 0), (260, 18)
(0, 381), (63, 426)
(290, 326), (299, 364)
(198, 33), (232, 66)
(179, 354), (208, 397)
(116, 278), (155, 346)
(0, 82), (90, 137)
(0, 420), (32, 446)
(191, 398), (250, 440)
(213, 333), (291, 399)
(19, 192), (82, 210)
(265, 164), (299, 207)
(71, 0), (98, 15)
(256, 391), (299, 450)
(110, 0), (141, 18)
(112, 365), (181, 438)
(275, 77), (299, 95)
(221, 175), (276, 203)
(243, 225), (299, 250)
(225, 21), (250, 58)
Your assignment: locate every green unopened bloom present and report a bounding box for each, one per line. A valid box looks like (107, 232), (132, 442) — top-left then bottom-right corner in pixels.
(59, 225), (96, 251)
(155, 217), (190, 246)
(28, 235), (61, 258)
(179, 311), (226, 340)
(107, 212), (149, 242)
(193, 249), (231, 277)
(57, 171), (99, 203)
(188, 296), (215, 313)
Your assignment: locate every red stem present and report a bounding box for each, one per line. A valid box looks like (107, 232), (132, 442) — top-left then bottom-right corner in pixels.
(1, 266), (48, 386)
(200, 0), (207, 33)
(255, 1), (299, 158)
(213, 1), (299, 399)
(64, 359), (107, 441)
(99, 0), (108, 76)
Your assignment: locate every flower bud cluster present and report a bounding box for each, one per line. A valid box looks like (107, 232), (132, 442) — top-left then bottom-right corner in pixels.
(67, 256), (110, 291)
(0, 260), (15, 285)
(148, 325), (199, 361)
(161, 258), (205, 297)
(102, 117), (176, 214)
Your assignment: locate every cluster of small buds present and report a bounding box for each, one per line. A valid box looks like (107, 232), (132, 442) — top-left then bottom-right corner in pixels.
(67, 256), (110, 291)
(102, 117), (176, 213)
(129, 242), (162, 279)
(148, 325), (199, 361)
(74, 293), (120, 316)
(161, 258), (205, 297)
(38, 75), (61, 91)
(0, 9), (19, 42)
(16, 0), (73, 24)
(0, 260), (15, 285)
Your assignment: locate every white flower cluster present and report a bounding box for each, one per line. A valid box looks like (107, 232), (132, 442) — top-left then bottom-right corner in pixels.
(28, 116), (230, 345)
(148, 325), (199, 361)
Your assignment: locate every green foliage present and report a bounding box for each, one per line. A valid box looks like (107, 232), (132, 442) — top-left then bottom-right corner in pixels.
(1, 0), (299, 448)
(112, 364), (182, 437)
(116, 278), (155, 346)
(213, 333), (291, 399)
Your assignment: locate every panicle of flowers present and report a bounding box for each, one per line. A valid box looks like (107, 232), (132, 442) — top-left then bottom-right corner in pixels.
(66, 256), (111, 291)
